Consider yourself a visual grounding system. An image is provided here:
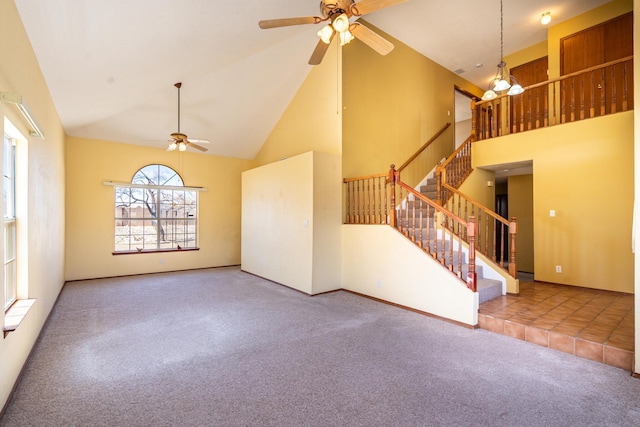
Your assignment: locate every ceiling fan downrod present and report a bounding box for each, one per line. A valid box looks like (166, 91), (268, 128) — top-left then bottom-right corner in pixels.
(175, 82), (182, 133)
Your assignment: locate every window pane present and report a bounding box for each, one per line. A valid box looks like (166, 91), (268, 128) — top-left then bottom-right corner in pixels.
(5, 220), (16, 261)
(4, 135), (15, 219)
(4, 258), (16, 310)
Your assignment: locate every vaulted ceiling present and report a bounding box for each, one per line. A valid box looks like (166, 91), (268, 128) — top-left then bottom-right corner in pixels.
(14, 0), (611, 158)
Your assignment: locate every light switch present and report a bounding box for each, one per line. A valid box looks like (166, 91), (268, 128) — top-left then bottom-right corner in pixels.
(550, 210), (556, 217)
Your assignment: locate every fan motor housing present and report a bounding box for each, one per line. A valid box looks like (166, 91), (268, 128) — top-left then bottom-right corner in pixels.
(320, 0), (354, 18)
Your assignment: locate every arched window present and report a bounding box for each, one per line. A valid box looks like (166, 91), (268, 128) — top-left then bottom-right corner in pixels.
(113, 164), (198, 253)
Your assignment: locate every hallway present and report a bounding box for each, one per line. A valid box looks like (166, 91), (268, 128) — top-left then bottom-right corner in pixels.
(478, 277), (635, 372)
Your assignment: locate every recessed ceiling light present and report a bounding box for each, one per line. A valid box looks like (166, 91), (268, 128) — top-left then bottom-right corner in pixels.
(475, 63), (483, 68)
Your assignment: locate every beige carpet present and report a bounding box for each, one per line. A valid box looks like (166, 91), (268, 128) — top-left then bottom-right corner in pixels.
(2, 266), (639, 426)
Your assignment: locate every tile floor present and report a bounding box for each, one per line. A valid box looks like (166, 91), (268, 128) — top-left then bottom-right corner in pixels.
(478, 277), (635, 371)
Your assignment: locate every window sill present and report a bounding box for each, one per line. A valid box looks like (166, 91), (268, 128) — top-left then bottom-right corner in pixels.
(4, 299), (36, 337)
(112, 247), (199, 255)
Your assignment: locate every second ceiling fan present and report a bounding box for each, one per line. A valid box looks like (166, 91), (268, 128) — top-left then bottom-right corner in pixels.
(259, 0), (408, 65)
(167, 82), (209, 152)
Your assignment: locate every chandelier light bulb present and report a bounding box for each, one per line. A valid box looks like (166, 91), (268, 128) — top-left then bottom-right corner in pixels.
(178, 143), (187, 152)
(167, 142), (177, 151)
(507, 84), (524, 96)
(482, 89), (498, 101)
(493, 78), (511, 92)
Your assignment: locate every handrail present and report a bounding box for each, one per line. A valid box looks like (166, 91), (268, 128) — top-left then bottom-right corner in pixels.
(440, 134), (473, 170)
(343, 172), (388, 184)
(435, 136), (474, 205)
(473, 56), (633, 139)
(435, 133), (517, 279)
(475, 55), (633, 107)
(342, 163), (477, 291)
(390, 168), (477, 291)
(397, 122), (451, 174)
(440, 181), (517, 278)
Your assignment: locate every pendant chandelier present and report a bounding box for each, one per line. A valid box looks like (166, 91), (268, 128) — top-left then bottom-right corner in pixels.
(481, 0), (524, 100)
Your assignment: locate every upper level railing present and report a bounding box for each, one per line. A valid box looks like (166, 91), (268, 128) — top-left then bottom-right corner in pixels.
(474, 56), (633, 140)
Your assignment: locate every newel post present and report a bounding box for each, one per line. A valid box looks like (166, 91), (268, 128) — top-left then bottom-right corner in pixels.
(508, 217), (518, 278)
(388, 164), (397, 228)
(467, 216), (477, 292)
(470, 99), (477, 142)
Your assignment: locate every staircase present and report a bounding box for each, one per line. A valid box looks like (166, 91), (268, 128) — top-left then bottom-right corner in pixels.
(399, 200), (503, 303)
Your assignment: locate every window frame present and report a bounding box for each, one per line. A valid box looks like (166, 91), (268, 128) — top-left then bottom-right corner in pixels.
(3, 132), (16, 310)
(111, 164), (201, 254)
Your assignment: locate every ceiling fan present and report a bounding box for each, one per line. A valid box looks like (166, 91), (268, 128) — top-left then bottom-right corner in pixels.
(166, 82), (209, 152)
(259, 0), (408, 65)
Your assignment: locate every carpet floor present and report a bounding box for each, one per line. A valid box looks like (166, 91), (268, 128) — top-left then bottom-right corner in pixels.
(1, 266), (639, 426)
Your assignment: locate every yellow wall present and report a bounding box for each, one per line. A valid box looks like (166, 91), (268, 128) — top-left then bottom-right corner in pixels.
(242, 151), (342, 295)
(633, 0), (639, 377)
(253, 42), (342, 167)
(504, 41), (548, 73)
(458, 168), (496, 211)
(65, 137), (253, 281)
(0, 0), (66, 410)
(508, 174), (534, 273)
(473, 112), (634, 292)
(342, 23), (482, 184)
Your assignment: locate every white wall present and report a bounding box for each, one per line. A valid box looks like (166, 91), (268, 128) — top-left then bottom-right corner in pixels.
(242, 151), (342, 295)
(311, 152), (343, 294)
(342, 225), (478, 326)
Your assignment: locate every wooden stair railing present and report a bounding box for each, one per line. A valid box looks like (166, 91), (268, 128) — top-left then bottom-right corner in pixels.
(440, 183), (517, 278)
(342, 165), (477, 292)
(474, 56), (633, 140)
(343, 122), (452, 226)
(390, 166), (477, 291)
(435, 135), (473, 205)
(434, 134), (517, 279)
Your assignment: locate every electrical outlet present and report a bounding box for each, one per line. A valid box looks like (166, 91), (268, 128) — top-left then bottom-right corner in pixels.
(377, 280), (382, 288)
(555, 265), (562, 273)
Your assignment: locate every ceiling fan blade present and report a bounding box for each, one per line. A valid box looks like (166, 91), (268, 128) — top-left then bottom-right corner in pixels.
(188, 142), (208, 152)
(187, 138), (210, 144)
(308, 33), (335, 65)
(350, 0), (408, 16)
(259, 16), (323, 29)
(349, 23), (394, 56)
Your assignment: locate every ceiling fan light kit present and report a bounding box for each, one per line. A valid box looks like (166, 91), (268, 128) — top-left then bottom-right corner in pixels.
(165, 83), (209, 153)
(481, 0), (525, 101)
(259, 0), (408, 65)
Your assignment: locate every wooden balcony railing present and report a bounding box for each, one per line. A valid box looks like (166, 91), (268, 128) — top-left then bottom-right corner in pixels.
(474, 56), (633, 140)
(343, 173), (389, 225)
